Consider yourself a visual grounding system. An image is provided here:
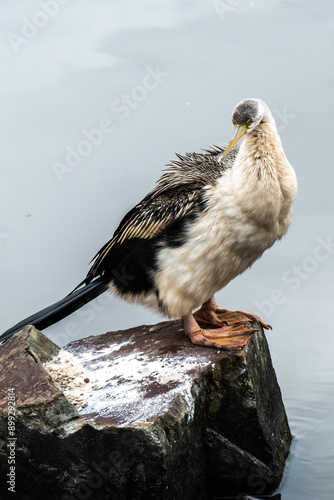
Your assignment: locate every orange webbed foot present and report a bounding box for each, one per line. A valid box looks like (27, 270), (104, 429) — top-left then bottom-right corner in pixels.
(183, 297), (270, 350)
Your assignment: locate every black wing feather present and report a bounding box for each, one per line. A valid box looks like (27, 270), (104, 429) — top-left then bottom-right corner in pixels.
(86, 146), (237, 282)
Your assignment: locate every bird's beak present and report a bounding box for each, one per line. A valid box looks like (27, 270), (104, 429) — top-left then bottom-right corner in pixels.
(223, 123), (248, 157)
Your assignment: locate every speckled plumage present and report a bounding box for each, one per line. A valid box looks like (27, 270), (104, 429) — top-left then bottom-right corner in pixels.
(87, 146), (238, 281)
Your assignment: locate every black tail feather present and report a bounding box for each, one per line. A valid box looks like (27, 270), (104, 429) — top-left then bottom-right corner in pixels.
(0, 278), (108, 343)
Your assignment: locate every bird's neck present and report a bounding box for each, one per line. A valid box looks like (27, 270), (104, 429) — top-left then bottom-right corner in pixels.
(231, 122), (297, 231)
(237, 122), (285, 177)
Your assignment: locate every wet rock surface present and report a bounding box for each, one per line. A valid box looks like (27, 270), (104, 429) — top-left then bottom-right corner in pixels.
(0, 322), (291, 499)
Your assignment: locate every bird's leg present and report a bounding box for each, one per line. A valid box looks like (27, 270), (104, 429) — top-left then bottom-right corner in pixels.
(182, 296), (271, 350)
(182, 311), (257, 351)
(193, 296), (225, 326)
(193, 296), (271, 330)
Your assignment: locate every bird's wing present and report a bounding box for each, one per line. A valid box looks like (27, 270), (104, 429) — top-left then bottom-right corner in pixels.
(87, 186), (204, 280)
(86, 147), (235, 280)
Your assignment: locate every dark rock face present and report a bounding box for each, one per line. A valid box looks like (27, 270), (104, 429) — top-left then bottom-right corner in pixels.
(0, 322), (291, 500)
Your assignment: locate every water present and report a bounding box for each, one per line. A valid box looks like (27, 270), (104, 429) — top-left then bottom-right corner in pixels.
(1, 1), (334, 498)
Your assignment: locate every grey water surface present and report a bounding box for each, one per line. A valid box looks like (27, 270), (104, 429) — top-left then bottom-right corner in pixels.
(1, 1), (334, 499)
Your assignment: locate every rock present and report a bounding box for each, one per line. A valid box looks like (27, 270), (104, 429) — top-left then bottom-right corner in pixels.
(0, 326), (77, 431)
(0, 321), (291, 499)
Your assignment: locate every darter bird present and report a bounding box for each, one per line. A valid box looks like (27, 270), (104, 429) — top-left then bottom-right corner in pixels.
(0, 98), (297, 348)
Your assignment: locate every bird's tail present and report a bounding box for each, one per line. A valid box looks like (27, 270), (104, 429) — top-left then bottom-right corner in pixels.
(0, 278), (108, 343)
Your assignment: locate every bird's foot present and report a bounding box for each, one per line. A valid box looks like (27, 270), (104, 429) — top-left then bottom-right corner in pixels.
(193, 298), (271, 331)
(188, 325), (257, 351)
(183, 311), (258, 350)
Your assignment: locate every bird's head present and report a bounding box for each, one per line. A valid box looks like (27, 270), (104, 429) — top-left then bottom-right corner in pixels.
(223, 98), (274, 157)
